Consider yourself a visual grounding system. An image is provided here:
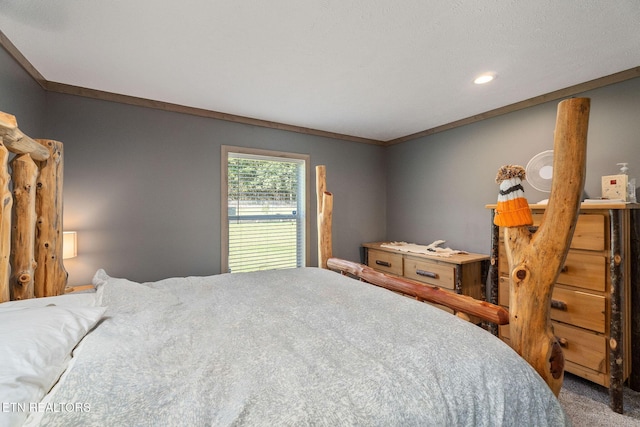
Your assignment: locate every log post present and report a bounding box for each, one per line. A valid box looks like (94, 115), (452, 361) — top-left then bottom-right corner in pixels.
(609, 209), (624, 413)
(630, 209), (640, 392)
(503, 98), (590, 396)
(10, 153), (38, 300)
(0, 138), (11, 303)
(34, 139), (67, 297)
(316, 165), (333, 269)
(487, 210), (500, 335)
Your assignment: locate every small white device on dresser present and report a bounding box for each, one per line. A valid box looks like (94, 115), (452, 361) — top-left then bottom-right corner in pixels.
(601, 163), (636, 202)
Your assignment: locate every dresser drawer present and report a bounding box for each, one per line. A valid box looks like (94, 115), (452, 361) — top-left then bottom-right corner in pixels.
(532, 213), (605, 251)
(367, 249), (403, 276)
(500, 322), (607, 374)
(554, 323), (607, 374)
(557, 252), (606, 292)
(498, 279), (606, 333)
(499, 246), (605, 293)
(550, 287), (606, 333)
(499, 213), (605, 251)
(501, 247), (606, 292)
(403, 256), (455, 290)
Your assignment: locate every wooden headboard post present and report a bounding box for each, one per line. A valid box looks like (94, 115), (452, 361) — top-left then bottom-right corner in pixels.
(0, 135), (12, 302)
(503, 97), (590, 396)
(10, 153), (38, 300)
(34, 139), (67, 297)
(0, 111), (67, 302)
(316, 165), (333, 268)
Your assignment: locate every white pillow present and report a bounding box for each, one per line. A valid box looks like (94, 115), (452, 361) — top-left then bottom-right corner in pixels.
(0, 292), (97, 309)
(0, 305), (105, 427)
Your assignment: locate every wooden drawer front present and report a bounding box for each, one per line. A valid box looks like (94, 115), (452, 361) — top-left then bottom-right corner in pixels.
(367, 249), (403, 276)
(500, 323), (606, 374)
(550, 287), (605, 333)
(498, 279), (605, 333)
(553, 323), (607, 374)
(499, 247), (605, 292)
(404, 257), (455, 290)
(532, 213), (605, 251)
(557, 252), (606, 292)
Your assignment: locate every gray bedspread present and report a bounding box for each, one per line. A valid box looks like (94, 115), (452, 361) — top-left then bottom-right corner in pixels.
(33, 267), (568, 426)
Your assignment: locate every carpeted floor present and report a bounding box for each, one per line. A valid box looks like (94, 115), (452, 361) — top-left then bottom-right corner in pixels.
(560, 373), (640, 426)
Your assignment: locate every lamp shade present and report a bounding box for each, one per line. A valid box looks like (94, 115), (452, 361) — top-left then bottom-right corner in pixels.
(63, 231), (77, 259)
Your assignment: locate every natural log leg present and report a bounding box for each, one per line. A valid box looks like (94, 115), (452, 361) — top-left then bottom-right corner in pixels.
(609, 209), (624, 413)
(35, 139), (67, 297)
(0, 140), (12, 302)
(316, 165), (333, 269)
(10, 153), (38, 300)
(488, 212), (500, 335)
(630, 209), (640, 392)
(500, 98), (590, 396)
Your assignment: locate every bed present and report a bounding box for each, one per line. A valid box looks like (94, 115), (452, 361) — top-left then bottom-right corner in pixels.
(4, 268), (567, 426)
(0, 102), (586, 426)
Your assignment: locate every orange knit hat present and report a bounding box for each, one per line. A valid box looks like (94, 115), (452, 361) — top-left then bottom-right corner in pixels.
(494, 165), (533, 227)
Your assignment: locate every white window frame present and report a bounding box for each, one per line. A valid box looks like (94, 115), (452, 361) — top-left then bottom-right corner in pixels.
(221, 145), (310, 273)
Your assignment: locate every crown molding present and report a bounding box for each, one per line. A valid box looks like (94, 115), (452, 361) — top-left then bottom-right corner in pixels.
(2, 30), (638, 147)
(386, 66), (640, 146)
(43, 80), (386, 146)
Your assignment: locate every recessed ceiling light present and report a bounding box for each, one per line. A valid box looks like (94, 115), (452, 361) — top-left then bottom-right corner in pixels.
(474, 73), (495, 84)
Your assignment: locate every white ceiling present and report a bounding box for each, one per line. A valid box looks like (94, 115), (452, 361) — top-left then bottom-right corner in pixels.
(1, 1), (639, 142)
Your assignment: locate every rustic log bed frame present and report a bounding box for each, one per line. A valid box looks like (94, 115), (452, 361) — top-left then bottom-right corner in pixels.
(0, 112), (67, 303)
(1, 99), (635, 414)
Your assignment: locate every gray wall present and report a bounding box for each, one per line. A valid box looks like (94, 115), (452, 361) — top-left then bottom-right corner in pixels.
(0, 47), (46, 137)
(44, 94), (387, 285)
(1, 47), (387, 285)
(386, 77), (640, 255)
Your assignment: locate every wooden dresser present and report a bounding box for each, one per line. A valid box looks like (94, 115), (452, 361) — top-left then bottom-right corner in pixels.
(486, 202), (640, 412)
(361, 242), (489, 315)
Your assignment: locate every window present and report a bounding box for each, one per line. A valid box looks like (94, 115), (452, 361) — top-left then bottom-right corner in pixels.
(221, 146), (310, 273)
